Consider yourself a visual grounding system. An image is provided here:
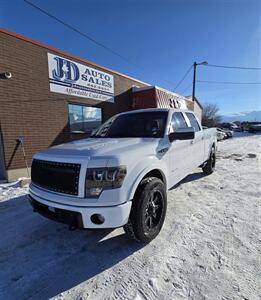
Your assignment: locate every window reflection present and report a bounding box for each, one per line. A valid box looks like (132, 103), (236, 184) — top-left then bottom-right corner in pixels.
(68, 104), (102, 133)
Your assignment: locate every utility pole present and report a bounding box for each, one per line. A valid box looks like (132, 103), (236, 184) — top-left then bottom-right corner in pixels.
(192, 62), (197, 102)
(192, 61), (208, 102)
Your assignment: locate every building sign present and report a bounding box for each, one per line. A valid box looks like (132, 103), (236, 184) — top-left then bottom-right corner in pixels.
(47, 53), (114, 102)
(169, 97), (187, 109)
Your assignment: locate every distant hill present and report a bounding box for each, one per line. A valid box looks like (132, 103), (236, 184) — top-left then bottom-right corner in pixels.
(221, 110), (261, 122)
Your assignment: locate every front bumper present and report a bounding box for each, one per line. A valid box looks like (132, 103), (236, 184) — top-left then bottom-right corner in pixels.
(28, 193), (132, 229)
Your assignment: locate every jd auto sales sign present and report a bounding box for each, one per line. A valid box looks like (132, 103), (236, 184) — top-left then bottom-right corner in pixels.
(48, 53), (114, 102)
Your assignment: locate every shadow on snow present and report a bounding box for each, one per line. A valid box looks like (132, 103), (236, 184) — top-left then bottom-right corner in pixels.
(169, 171), (206, 191)
(0, 194), (144, 300)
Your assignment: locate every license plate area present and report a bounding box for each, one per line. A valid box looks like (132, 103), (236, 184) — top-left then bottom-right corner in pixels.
(29, 196), (84, 229)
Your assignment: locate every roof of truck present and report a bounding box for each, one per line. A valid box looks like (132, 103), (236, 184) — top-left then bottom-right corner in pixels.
(119, 108), (193, 115)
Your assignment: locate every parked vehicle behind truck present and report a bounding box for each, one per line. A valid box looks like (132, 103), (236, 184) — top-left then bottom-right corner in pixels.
(217, 128), (233, 140)
(248, 124), (261, 133)
(216, 128), (227, 141)
(29, 108), (217, 243)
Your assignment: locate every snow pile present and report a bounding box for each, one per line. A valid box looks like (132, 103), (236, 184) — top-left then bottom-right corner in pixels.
(0, 182), (28, 202)
(0, 132), (260, 300)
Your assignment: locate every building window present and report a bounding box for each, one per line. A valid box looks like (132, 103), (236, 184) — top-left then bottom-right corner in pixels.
(68, 104), (102, 133)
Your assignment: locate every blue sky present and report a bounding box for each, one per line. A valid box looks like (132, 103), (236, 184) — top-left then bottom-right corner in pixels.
(1, 0), (260, 114)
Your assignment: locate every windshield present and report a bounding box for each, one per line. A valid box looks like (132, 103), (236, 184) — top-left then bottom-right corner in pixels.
(91, 111), (168, 138)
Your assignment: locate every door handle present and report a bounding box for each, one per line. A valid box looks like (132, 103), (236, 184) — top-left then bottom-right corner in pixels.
(190, 140), (195, 144)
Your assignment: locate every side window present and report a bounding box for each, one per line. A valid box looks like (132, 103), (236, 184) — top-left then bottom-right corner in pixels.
(185, 113), (201, 132)
(171, 112), (188, 131)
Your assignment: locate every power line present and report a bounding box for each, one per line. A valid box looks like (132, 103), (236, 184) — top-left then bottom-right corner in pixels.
(24, 0), (134, 65)
(197, 80), (261, 84)
(204, 64), (261, 70)
(173, 65), (193, 91)
(180, 82), (192, 94)
(23, 0), (175, 87)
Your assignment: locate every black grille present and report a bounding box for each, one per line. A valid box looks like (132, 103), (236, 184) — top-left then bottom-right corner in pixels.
(31, 159), (81, 195)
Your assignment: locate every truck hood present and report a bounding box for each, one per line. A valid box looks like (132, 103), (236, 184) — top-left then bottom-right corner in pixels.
(36, 137), (160, 159)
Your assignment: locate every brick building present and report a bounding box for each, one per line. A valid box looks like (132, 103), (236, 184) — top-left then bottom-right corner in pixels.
(0, 29), (202, 181)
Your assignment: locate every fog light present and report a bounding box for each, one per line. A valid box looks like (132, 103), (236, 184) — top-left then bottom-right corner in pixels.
(91, 214), (105, 225)
(89, 187), (103, 196)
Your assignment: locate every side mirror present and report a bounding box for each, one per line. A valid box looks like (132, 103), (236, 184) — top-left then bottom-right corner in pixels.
(169, 127), (195, 142)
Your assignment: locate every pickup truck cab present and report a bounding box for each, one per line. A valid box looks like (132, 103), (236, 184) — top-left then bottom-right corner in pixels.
(29, 108), (217, 243)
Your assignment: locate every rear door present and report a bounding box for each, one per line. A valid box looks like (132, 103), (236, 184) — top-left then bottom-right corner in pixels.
(168, 112), (191, 186)
(185, 112), (205, 168)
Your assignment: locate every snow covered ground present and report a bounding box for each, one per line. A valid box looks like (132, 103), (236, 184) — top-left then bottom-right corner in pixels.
(0, 133), (260, 300)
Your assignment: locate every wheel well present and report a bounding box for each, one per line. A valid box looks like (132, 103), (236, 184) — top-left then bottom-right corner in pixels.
(132, 169), (166, 200)
(208, 143), (216, 158)
(142, 169), (165, 185)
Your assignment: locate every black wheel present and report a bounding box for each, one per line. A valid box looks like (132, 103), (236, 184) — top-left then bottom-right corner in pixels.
(202, 147), (216, 175)
(124, 177), (167, 243)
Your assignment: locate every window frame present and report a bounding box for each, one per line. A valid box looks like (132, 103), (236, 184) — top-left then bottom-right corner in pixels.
(91, 111), (168, 138)
(170, 112), (189, 132)
(68, 102), (103, 134)
(184, 112), (201, 132)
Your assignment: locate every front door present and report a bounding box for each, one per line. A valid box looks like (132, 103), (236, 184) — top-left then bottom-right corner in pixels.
(168, 112), (192, 186)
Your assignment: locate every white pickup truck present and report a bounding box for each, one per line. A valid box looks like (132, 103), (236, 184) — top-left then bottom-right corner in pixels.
(29, 108), (217, 243)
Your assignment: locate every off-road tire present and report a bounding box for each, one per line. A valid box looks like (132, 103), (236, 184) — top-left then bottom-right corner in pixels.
(123, 177), (167, 243)
(202, 147), (216, 175)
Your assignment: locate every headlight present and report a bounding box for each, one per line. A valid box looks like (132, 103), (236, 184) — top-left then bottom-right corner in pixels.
(85, 166), (127, 197)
